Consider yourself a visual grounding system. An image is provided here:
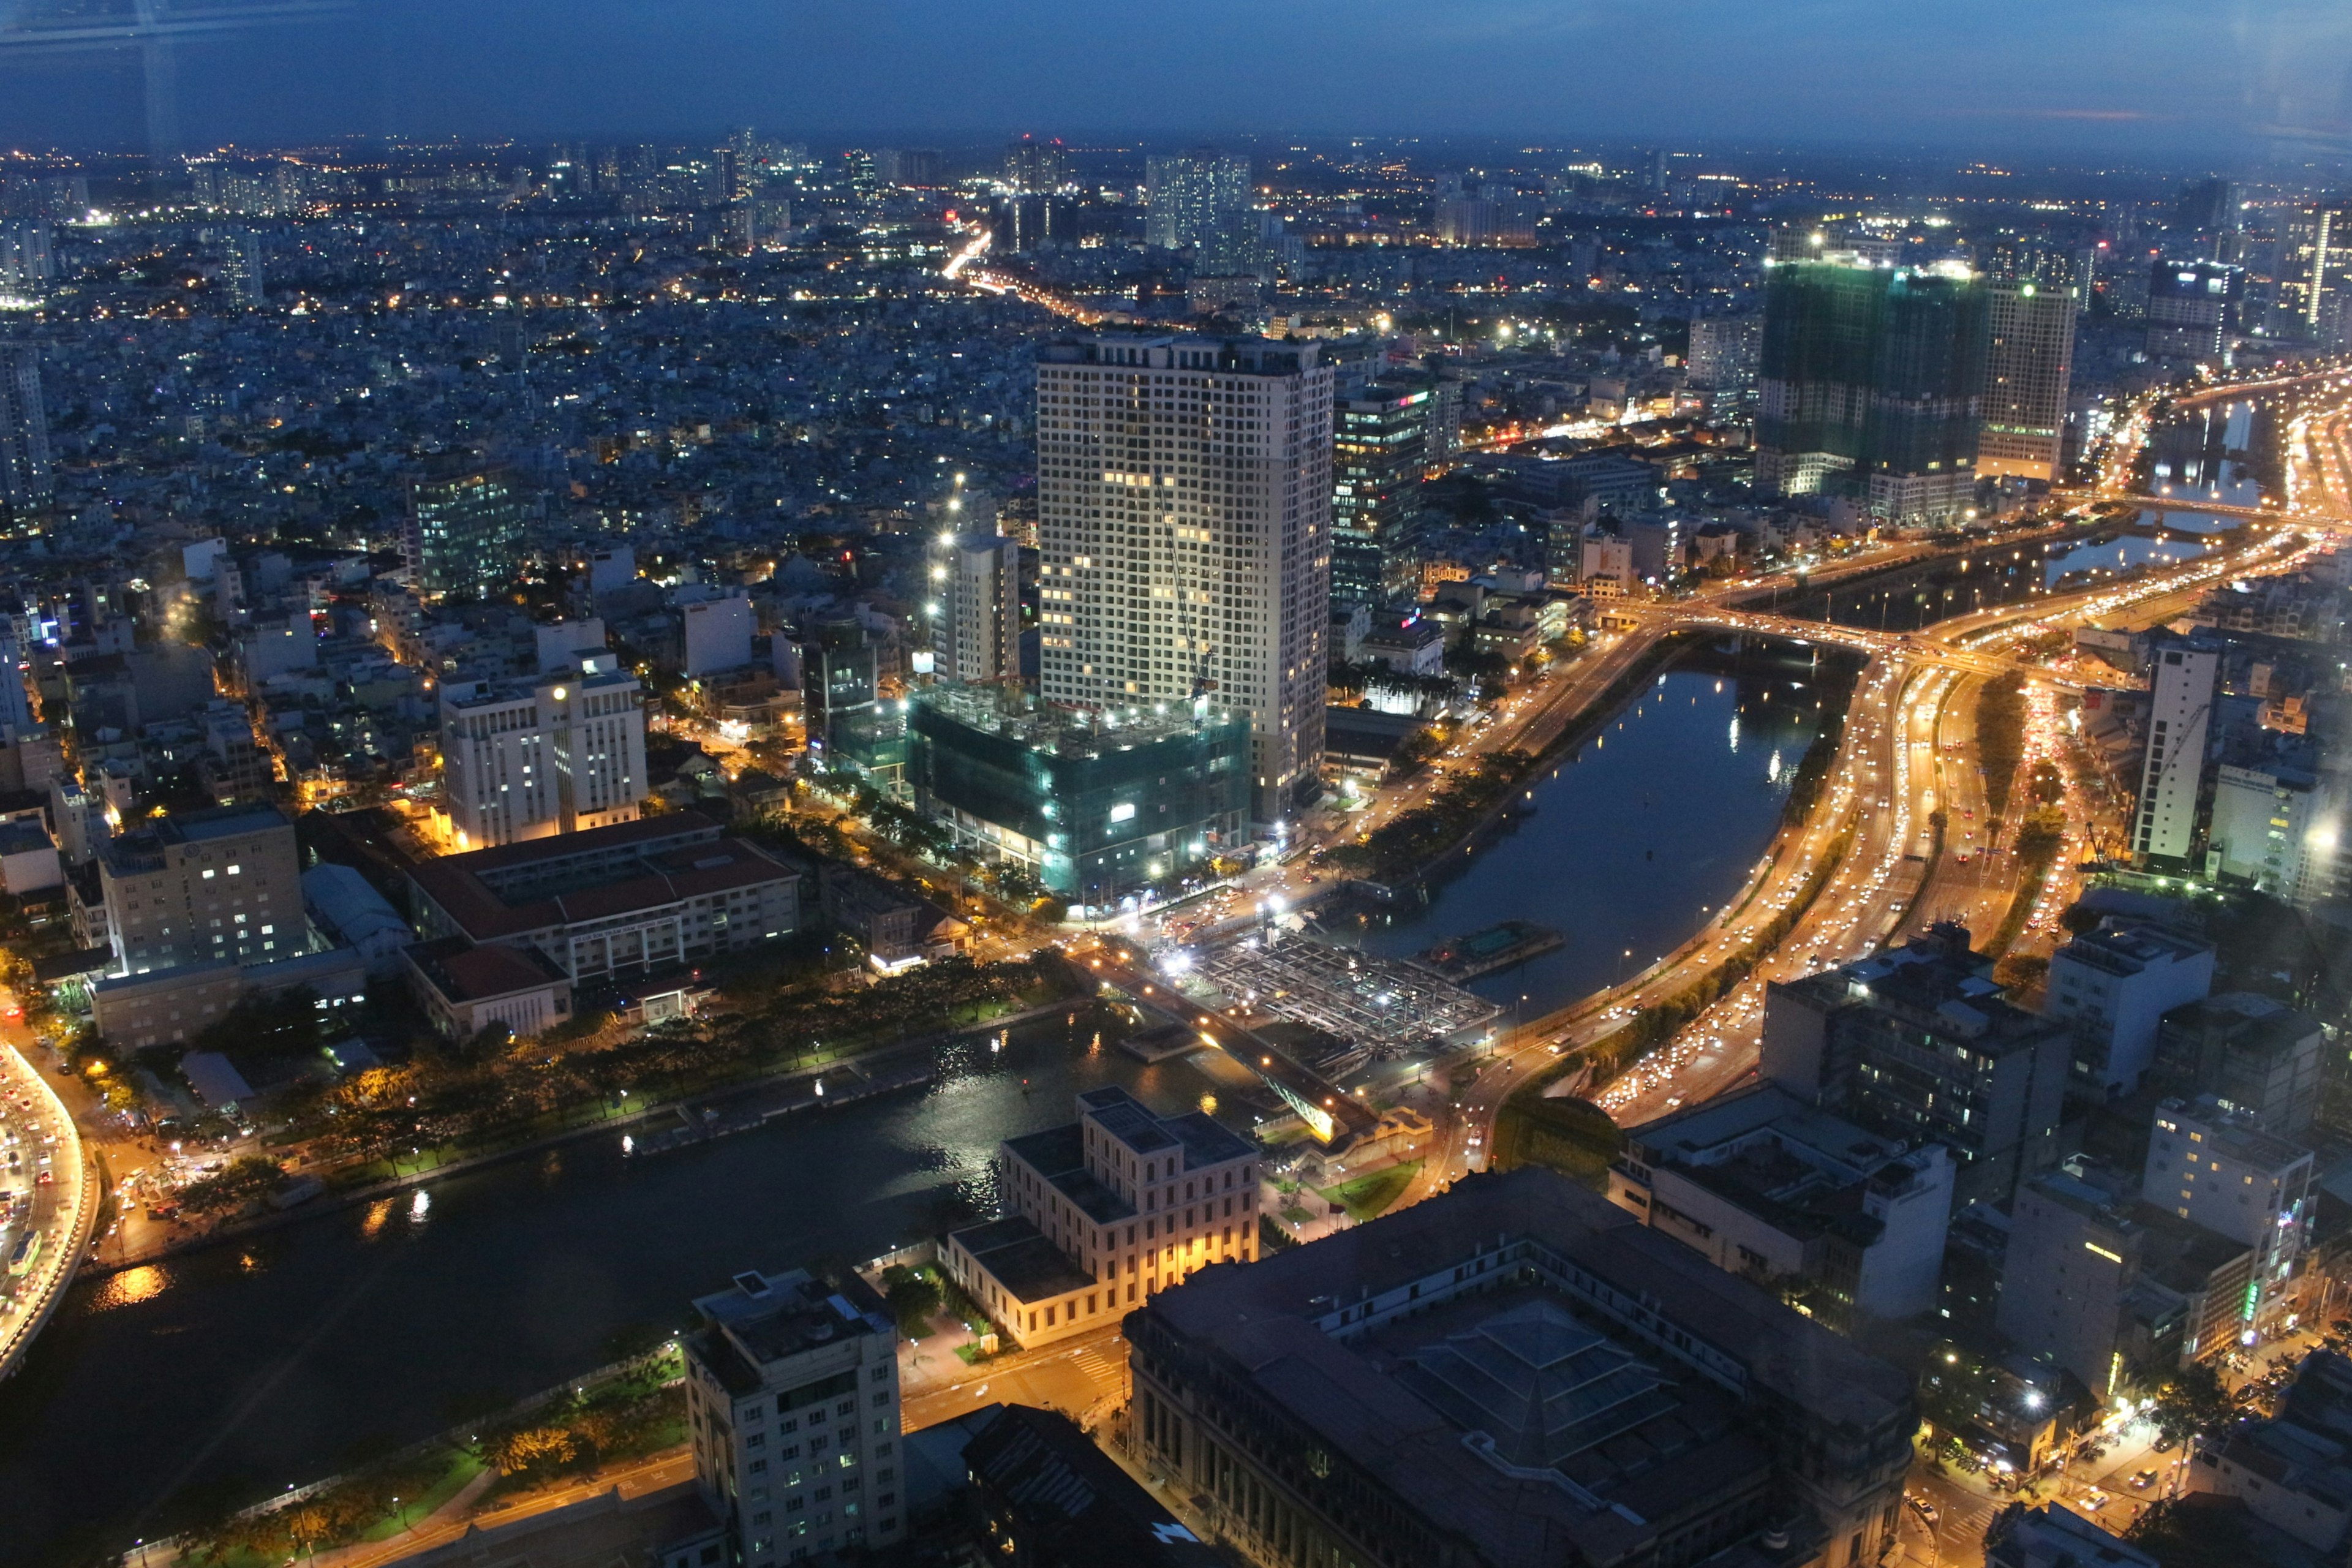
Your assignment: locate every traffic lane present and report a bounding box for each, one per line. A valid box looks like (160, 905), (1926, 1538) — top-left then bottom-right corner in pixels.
(900, 1327), (1129, 1432)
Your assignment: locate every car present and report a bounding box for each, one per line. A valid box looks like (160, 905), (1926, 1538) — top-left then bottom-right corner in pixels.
(1907, 1496), (1938, 1525)
(2079, 1494), (2108, 1512)
(2131, 1470), (2158, 1490)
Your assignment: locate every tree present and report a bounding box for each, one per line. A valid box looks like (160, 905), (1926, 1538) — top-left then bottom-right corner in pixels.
(175, 1155), (292, 1215)
(2149, 1362), (2236, 1449)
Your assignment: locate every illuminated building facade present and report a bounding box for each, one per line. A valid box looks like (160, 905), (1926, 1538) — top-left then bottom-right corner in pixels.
(1034, 331), (1330, 824)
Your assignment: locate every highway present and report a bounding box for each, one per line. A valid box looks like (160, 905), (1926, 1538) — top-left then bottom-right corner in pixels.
(0, 1001), (93, 1383)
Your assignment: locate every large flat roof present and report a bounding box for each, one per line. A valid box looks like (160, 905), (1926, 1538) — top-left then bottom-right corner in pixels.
(410, 816), (796, 940)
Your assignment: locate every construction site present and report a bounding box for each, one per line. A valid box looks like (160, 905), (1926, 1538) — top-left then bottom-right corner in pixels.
(1188, 928), (1501, 1080)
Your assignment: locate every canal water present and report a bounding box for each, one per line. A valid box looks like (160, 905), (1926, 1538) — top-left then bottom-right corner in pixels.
(0, 1023), (1238, 1567)
(0, 646), (1836, 1568)
(1335, 652), (1831, 1017)
(2149, 398), (2264, 507)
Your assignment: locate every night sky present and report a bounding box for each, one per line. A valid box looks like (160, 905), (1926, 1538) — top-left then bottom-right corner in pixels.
(0, 0), (2348, 153)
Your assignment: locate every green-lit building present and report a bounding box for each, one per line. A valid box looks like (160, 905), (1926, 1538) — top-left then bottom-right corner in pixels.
(404, 465), (528, 601)
(1757, 246), (1989, 528)
(1332, 382), (1431, 609)
(908, 685), (1250, 907)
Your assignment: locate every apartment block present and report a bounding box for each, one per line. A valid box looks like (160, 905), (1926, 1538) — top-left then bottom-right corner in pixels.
(681, 1267), (904, 1566)
(439, 662), (646, 848)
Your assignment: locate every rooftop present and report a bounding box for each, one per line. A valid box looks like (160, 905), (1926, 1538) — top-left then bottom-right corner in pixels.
(410, 813), (797, 940)
(684, 1267), (891, 1395)
(948, 1217), (1099, 1306)
(2054, 922), (2214, 978)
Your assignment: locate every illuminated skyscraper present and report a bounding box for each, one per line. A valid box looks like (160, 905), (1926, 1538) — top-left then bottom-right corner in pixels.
(1035, 332), (1330, 823)
(1003, 134), (1067, 195)
(1145, 149), (1252, 263)
(1330, 382), (1430, 609)
(1977, 255), (2079, 482)
(1758, 240), (1988, 527)
(0, 342), (51, 514)
(2281, 200), (2351, 350)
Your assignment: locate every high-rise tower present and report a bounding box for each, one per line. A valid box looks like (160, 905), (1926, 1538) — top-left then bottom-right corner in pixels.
(1331, 382), (1431, 609)
(1977, 254), (2079, 483)
(1034, 332), (1330, 824)
(1758, 241), (1988, 527)
(0, 342), (51, 514)
(1144, 150), (1253, 265)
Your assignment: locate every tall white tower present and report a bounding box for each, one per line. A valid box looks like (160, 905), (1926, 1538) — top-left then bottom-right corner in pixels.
(2134, 644), (2218, 866)
(1034, 332), (1330, 824)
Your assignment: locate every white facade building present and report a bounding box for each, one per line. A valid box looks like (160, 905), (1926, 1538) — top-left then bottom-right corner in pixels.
(682, 1267), (905, 1565)
(943, 1086), (1260, 1349)
(1033, 331), (1330, 823)
(2209, 761), (2332, 904)
(2046, 922), (2215, 1096)
(2134, 644), (2218, 865)
(439, 663), (646, 848)
(933, 533), (1019, 685)
(684, 595), (755, 677)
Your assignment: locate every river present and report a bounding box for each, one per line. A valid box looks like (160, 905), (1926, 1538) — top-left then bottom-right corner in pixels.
(1337, 650), (1834, 1017)
(0, 646), (1836, 1568)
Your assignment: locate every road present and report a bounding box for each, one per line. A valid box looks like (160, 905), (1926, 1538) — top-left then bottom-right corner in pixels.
(0, 1002), (94, 1382)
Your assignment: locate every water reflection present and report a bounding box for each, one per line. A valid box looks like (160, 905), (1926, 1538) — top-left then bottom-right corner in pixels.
(1344, 661), (1826, 1014)
(86, 1263), (170, 1312)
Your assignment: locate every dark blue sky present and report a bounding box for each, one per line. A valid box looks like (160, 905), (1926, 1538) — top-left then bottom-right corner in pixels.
(2, 0), (2348, 156)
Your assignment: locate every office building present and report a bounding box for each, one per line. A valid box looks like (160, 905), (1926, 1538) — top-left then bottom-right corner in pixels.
(1977, 272), (2079, 482)
(0, 342), (51, 513)
(92, 946), (368, 1052)
(907, 685), (1248, 906)
(1330, 382), (1431, 609)
(1034, 331), (1331, 824)
(1762, 924), (2068, 1202)
(1003, 135), (1067, 195)
(2280, 201), (2351, 349)
(1126, 1167), (1916, 1568)
(97, 802), (301, 977)
(683, 596), (754, 678)
(1609, 1082), (1953, 1329)
(2133, 644), (2219, 867)
(2154, 993), (2326, 1138)
(798, 619), (905, 786)
(932, 533), (1020, 685)
(1983, 1502), (2157, 1568)
(1686, 314), (1762, 394)
(681, 1266), (905, 1564)
(2146, 1097), (2311, 1333)
(1144, 150), (1256, 273)
(2188, 1349), (2352, 1553)
(404, 464), (528, 601)
(2145, 260), (2242, 361)
(439, 663), (647, 848)
(942, 1086), (1259, 1351)
(2045, 922), (2215, 1097)
(409, 812), (801, 983)
(1757, 242), (1988, 526)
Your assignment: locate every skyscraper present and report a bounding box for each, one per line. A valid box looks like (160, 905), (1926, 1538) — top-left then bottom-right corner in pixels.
(1035, 331), (1331, 824)
(1757, 241), (1988, 527)
(0, 342), (51, 514)
(1144, 150), (1252, 266)
(2145, 258), (2242, 362)
(1330, 382), (1430, 609)
(404, 464), (527, 601)
(2280, 200), (2350, 349)
(0, 221), (53, 302)
(1003, 135), (1066, 195)
(1977, 264), (2079, 482)
(933, 532), (1020, 685)
(2135, 644), (2218, 868)
(218, 228), (263, 310)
